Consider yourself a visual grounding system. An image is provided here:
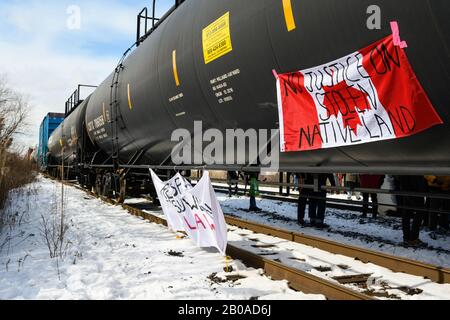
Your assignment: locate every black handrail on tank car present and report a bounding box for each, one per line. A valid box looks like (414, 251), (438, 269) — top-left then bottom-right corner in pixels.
(136, 5), (159, 47)
(65, 84), (97, 117)
(136, 0), (186, 47)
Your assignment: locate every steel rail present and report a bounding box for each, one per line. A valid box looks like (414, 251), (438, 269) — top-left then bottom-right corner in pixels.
(207, 178), (450, 201)
(213, 184), (450, 215)
(212, 184), (362, 213)
(224, 216), (450, 284)
(54, 178), (374, 300)
(119, 202), (374, 300)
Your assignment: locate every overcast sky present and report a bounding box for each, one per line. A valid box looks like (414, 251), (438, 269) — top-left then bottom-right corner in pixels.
(0, 0), (174, 148)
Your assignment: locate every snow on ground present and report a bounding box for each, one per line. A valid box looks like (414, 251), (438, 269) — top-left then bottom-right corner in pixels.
(0, 177), (323, 300)
(140, 200), (450, 300)
(216, 194), (450, 268)
(2, 177), (448, 301)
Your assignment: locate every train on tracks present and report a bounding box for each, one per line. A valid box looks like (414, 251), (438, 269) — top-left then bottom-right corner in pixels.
(40, 0), (450, 201)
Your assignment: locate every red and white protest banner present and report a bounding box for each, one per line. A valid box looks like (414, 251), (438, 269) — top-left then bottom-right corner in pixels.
(180, 172), (228, 255)
(150, 170), (228, 255)
(275, 35), (443, 152)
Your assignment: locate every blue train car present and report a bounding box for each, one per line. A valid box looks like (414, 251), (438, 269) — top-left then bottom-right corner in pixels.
(38, 113), (64, 169)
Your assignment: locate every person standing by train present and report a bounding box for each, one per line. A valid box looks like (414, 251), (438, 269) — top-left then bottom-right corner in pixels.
(298, 173), (314, 226)
(248, 173), (261, 212)
(292, 173), (299, 192)
(425, 176), (450, 232)
(345, 174), (362, 200)
(298, 173), (335, 229)
(395, 176), (428, 248)
(359, 175), (383, 219)
(227, 171), (239, 197)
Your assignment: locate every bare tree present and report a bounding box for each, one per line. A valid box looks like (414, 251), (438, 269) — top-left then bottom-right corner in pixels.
(0, 74), (32, 232)
(0, 75), (28, 147)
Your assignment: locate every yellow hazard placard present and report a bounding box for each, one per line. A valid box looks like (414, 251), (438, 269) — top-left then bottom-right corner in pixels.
(202, 12), (233, 64)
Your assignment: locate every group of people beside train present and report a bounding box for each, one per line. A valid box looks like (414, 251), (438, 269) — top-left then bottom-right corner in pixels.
(296, 174), (449, 247)
(228, 171), (450, 248)
(293, 173), (383, 229)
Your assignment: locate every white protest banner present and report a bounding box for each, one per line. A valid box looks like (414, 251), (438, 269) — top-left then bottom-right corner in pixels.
(149, 169), (192, 232)
(181, 171), (228, 255)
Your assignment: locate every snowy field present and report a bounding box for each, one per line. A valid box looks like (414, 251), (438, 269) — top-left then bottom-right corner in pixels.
(216, 194), (450, 268)
(0, 177), (321, 300)
(1, 177), (449, 300)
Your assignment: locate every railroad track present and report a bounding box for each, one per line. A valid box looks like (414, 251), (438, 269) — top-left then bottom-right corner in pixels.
(49, 176), (450, 298)
(224, 216), (450, 284)
(54, 177), (373, 300)
(211, 185), (450, 284)
(118, 202), (374, 300)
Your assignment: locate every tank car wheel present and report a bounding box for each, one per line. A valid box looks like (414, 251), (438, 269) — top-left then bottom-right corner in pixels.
(102, 174), (113, 197)
(95, 174), (103, 195)
(77, 174), (84, 187)
(82, 174), (89, 189)
(87, 173), (96, 192)
(117, 177), (126, 204)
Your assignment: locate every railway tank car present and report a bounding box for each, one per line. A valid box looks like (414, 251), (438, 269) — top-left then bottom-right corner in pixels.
(82, 0), (450, 175)
(48, 97), (94, 172)
(48, 0), (450, 189)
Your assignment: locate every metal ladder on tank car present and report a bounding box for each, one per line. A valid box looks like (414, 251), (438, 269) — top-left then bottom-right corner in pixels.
(108, 47), (138, 201)
(105, 0), (186, 199)
(109, 48), (133, 171)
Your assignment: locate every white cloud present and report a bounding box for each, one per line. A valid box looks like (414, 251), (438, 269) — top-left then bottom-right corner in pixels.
(0, 39), (117, 147)
(0, 0), (144, 148)
(0, 1), (137, 42)
(0, 0), (176, 148)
